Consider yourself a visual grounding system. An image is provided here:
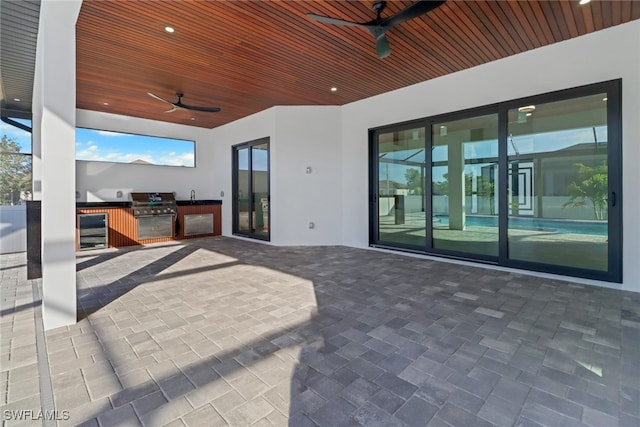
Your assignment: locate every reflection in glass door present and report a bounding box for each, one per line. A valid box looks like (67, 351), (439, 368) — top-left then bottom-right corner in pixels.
(432, 113), (499, 258)
(251, 142), (270, 238)
(373, 125), (427, 249)
(507, 94), (611, 272)
(233, 138), (270, 240)
(235, 147), (250, 233)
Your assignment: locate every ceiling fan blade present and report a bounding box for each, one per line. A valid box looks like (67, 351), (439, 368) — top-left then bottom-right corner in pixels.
(147, 92), (172, 104)
(382, 0), (446, 28)
(376, 33), (391, 58)
(179, 104), (221, 113)
(307, 13), (367, 27)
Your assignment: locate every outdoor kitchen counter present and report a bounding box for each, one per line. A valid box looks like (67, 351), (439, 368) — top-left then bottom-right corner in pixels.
(175, 201), (222, 240)
(76, 200), (222, 249)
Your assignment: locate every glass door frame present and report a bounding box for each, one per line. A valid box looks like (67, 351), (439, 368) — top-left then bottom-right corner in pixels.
(368, 79), (622, 283)
(369, 119), (429, 252)
(232, 137), (270, 241)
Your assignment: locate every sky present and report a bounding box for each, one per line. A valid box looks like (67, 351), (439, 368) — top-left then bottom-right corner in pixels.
(75, 128), (195, 167)
(0, 119), (32, 153)
(380, 125), (608, 184)
(1, 121), (194, 167)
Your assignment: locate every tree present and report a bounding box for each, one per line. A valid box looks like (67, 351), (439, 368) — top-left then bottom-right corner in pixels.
(433, 172), (448, 195)
(563, 162), (608, 220)
(476, 179), (496, 215)
(404, 168), (423, 195)
(0, 135), (32, 205)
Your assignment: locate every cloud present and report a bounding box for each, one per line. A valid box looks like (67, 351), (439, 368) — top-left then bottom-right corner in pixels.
(76, 144), (194, 167)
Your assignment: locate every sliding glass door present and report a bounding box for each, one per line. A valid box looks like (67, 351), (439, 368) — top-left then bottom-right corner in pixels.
(369, 80), (621, 282)
(233, 138), (270, 240)
(372, 124), (427, 249)
(431, 113), (499, 259)
(506, 92), (614, 273)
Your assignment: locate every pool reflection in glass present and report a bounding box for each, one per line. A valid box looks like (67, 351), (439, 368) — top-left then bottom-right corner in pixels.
(507, 94), (608, 271)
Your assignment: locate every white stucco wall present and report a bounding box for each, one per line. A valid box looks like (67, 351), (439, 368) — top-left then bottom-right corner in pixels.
(271, 106), (342, 246)
(75, 110), (213, 202)
(209, 106), (342, 245)
(340, 20), (640, 292)
(209, 108), (277, 237)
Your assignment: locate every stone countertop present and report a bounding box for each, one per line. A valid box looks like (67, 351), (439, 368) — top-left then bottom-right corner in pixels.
(176, 200), (222, 206)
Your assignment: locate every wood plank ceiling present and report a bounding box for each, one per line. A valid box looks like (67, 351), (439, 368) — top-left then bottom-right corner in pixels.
(76, 0), (640, 129)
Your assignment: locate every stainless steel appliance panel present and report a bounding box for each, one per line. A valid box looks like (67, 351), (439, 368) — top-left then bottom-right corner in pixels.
(184, 214), (214, 236)
(137, 215), (173, 240)
(78, 213), (108, 250)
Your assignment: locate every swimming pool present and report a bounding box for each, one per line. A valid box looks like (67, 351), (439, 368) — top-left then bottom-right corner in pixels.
(433, 215), (607, 236)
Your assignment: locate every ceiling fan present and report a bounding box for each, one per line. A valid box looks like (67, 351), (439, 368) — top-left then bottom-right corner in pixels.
(147, 92), (221, 113)
(307, 0), (446, 58)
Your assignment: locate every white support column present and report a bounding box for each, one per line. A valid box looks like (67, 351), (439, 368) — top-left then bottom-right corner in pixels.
(448, 140), (465, 230)
(33, 0), (83, 330)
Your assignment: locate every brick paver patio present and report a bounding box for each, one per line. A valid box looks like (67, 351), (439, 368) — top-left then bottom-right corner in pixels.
(2, 236), (639, 426)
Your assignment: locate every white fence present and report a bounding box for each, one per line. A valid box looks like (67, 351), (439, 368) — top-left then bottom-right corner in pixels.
(0, 205), (27, 254)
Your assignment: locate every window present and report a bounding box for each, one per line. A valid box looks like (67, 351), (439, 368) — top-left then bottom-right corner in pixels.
(370, 80), (622, 282)
(0, 118), (32, 205)
(76, 128), (195, 167)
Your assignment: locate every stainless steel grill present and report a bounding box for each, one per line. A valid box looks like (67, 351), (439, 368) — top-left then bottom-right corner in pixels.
(130, 192), (177, 217)
(130, 192), (177, 240)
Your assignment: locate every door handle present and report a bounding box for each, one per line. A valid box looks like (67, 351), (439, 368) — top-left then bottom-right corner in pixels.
(611, 191), (616, 207)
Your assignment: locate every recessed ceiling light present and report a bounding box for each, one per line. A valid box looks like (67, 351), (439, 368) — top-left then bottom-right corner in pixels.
(579, 0), (591, 5)
(103, 102), (109, 106)
(603, 97), (608, 101)
(518, 105), (536, 113)
(190, 117), (195, 121)
(13, 98), (21, 102)
(165, 26), (175, 33)
(330, 87), (337, 92)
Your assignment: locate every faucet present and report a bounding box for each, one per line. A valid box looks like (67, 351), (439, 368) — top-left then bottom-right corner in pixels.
(190, 189), (196, 203)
